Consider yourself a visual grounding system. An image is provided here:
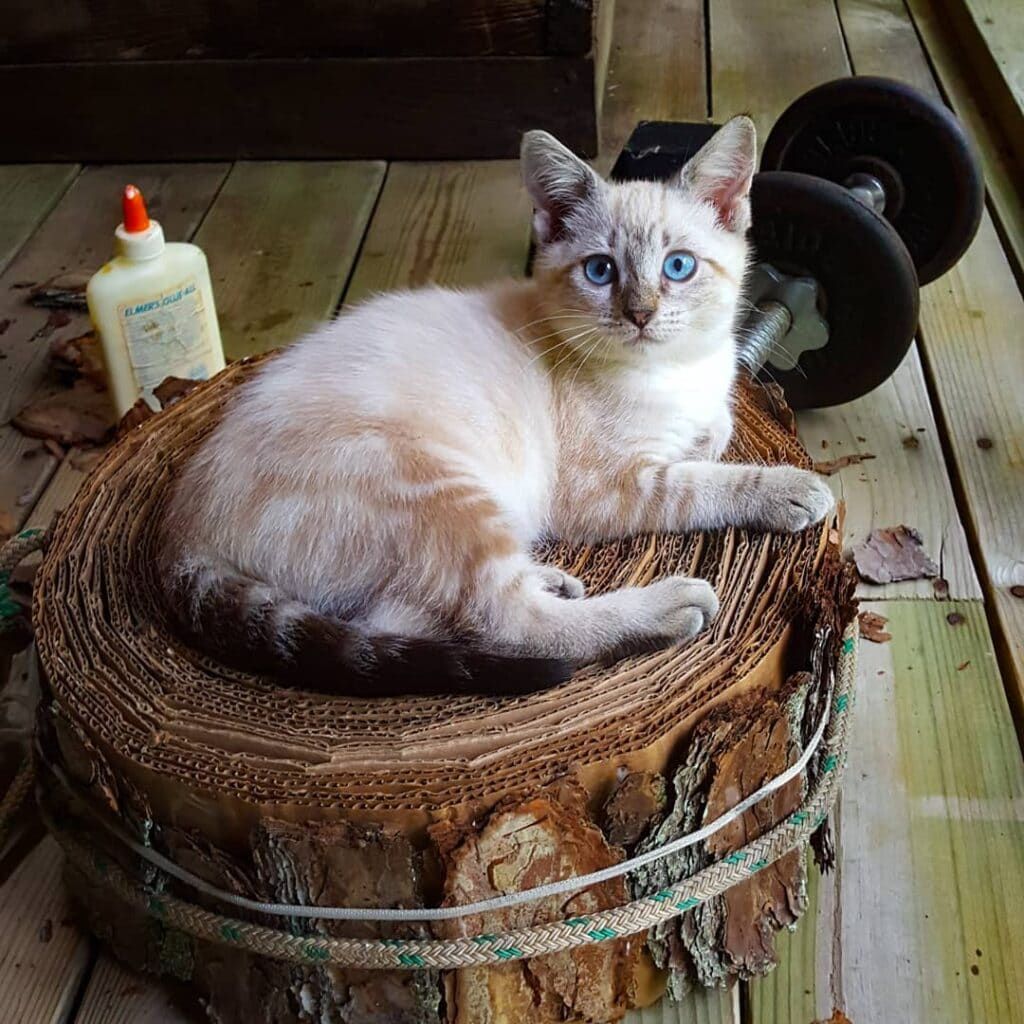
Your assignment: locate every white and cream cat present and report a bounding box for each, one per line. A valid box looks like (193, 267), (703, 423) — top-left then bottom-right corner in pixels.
(158, 117), (834, 695)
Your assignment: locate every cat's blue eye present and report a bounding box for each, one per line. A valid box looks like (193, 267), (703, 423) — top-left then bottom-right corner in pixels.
(663, 251), (697, 282)
(583, 255), (616, 286)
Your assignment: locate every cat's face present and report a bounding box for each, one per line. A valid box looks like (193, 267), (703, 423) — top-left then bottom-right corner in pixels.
(522, 118), (755, 367)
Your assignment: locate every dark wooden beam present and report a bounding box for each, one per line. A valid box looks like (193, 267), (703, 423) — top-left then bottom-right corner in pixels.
(0, 56), (598, 161)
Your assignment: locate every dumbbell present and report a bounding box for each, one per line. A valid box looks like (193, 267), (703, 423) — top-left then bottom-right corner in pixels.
(612, 77), (984, 408)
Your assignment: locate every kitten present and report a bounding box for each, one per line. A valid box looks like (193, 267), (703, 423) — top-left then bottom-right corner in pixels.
(158, 117), (833, 696)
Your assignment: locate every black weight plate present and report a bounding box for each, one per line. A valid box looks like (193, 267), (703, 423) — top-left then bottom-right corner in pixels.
(610, 120), (722, 182)
(750, 172), (919, 409)
(761, 77), (983, 285)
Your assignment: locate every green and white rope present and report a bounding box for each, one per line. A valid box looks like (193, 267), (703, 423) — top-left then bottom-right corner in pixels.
(0, 530), (48, 849)
(49, 625), (857, 970)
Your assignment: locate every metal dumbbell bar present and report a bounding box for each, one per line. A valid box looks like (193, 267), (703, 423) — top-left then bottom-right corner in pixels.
(613, 76), (983, 409)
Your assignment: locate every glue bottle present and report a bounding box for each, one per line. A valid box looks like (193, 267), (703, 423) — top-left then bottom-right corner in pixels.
(87, 185), (225, 417)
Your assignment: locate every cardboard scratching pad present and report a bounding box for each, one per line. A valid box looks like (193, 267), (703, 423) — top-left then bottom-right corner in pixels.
(32, 356), (855, 1023)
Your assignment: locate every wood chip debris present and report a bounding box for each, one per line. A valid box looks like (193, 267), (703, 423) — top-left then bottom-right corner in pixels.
(858, 610), (891, 643)
(12, 379), (116, 446)
(50, 331), (106, 389)
(814, 1012), (853, 1024)
(116, 377), (202, 437)
(813, 452), (876, 475)
(851, 525), (939, 584)
(28, 273), (90, 312)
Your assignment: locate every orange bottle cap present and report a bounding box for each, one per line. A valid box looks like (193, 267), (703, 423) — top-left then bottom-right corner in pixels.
(122, 184), (151, 233)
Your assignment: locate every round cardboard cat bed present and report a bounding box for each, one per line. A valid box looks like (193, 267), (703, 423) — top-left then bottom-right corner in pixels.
(29, 355), (857, 1024)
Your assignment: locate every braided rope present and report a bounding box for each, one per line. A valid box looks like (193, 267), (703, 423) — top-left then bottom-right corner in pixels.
(0, 528), (45, 626)
(49, 623), (857, 970)
(0, 531), (48, 848)
(0, 758), (35, 851)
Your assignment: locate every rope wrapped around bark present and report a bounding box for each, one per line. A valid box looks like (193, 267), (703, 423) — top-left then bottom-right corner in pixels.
(42, 617), (855, 969)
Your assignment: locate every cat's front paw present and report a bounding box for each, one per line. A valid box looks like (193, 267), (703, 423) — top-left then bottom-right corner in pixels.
(757, 466), (835, 532)
(642, 575), (719, 642)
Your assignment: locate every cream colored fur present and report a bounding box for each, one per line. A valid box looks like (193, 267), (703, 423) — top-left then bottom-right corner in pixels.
(160, 118), (834, 678)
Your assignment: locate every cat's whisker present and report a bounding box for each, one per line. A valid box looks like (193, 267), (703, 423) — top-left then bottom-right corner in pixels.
(549, 328), (601, 375)
(520, 335), (585, 373)
(513, 310), (590, 334)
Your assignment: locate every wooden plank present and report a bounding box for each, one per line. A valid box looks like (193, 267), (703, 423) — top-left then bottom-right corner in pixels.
(192, 161), (386, 359)
(709, 0), (976, 599)
(834, 0), (1024, 730)
(0, 836), (92, 1024)
(597, 0), (707, 172)
(0, 166), (78, 276)
(708, 0), (847, 139)
(914, 214), (1024, 718)
(0, 56), (599, 162)
(749, 602), (1024, 1021)
(625, 989), (739, 1024)
(0, 162), (229, 536)
(2, 0), (548, 61)
(847, 0), (1024, 308)
(345, 161), (535, 300)
(936, 0), (1024, 165)
(797, 346), (980, 599)
(73, 955), (190, 1024)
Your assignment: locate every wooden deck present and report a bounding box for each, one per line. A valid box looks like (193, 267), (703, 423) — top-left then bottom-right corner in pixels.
(2, 0), (1023, 1021)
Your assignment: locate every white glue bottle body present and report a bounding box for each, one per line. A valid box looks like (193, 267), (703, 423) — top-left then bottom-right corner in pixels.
(87, 184), (225, 417)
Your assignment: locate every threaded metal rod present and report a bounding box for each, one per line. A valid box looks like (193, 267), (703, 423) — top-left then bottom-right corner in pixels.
(844, 172), (887, 214)
(742, 300), (793, 373)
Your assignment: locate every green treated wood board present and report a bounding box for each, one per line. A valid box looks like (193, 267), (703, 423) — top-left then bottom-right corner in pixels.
(0, 165), (79, 276)
(749, 602), (1024, 1021)
(0, 163), (229, 534)
(938, 0), (1024, 164)
(0, 836), (93, 1023)
(707, 0), (977, 600)
(597, 0), (708, 172)
(902, 0), (1024, 278)
(833, 0), (1024, 737)
(193, 160), (386, 360)
(344, 161), (533, 300)
(74, 954), (190, 1024)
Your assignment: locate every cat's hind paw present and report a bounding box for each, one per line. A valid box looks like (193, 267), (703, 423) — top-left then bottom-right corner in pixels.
(642, 575), (719, 641)
(538, 566), (586, 599)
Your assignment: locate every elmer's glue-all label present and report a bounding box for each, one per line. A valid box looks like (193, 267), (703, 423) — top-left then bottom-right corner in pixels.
(87, 185), (226, 417)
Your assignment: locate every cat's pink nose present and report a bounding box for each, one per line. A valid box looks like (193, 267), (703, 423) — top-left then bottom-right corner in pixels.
(626, 307), (655, 328)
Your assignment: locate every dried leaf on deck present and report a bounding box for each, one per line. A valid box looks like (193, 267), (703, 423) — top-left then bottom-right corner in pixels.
(50, 330), (106, 389)
(813, 452), (876, 476)
(851, 525), (939, 584)
(12, 379), (116, 446)
(154, 375), (201, 408)
(117, 377), (203, 438)
(858, 611), (891, 643)
(431, 780), (637, 1023)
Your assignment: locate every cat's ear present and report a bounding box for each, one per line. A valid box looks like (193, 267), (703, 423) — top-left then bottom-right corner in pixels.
(521, 130), (603, 244)
(677, 115), (756, 233)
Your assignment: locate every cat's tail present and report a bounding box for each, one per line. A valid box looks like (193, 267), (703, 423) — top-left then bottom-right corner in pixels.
(160, 557), (572, 697)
